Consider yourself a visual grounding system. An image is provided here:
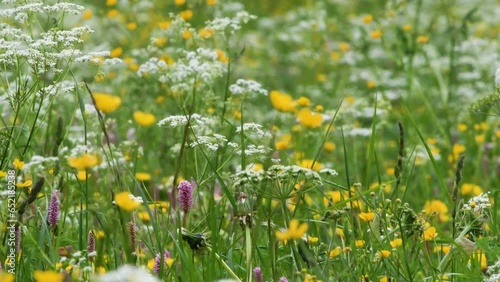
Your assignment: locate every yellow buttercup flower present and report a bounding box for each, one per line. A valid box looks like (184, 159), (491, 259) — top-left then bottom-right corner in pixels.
(182, 30), (193, 39)
(474, 122), (488, 131)
(107, 9), (119, 18)
(297, 109), (322, 128)
(159, 21), (171, 29)
(96, 266), (106, 274)
(207, 0), (216, 5)
(199, 28), (215, 38)
(93, 93), (122, 113)
(424, 200), (449, 222)
(308, 236), (319, 243)
(330, 51), (340, 61)
(110, 47), (123, 58)
(94, 230), (106, 239)
(180, 10), (193, 20)
(335, 228), (345, 238)
(147, 258), (156, 271)
(0, 273), (14, 282)
(339, 42), (350, 52)
(76, 170), (91, 181)
(127, 22), (137, 30)
(323, 142), (335, 152)
(470, 251), (487, 271)
(316, 73), (326, 82)
(154, 37), (168, 47)
(138, 211), (150, 223)
(417, 35), (429, 44)
(390, 238), (402, 248)
(296, 96), (311, 107)
(135, 172), (152, 181)
(363, 14), (373, 24)
(355, 240), (365, 247)
(433, 245), (451, 254)
(371, 30), (382, 39)
(133, 111), (156, 127)
(269, 91), (296, 112)
(422, 226), (438, 241)
(33, 270), (64, 282)
(359, 212), (375, 222)
(16, 180), (33, 188)
(275, 141), (289, 150)
(13, 159), (24, 169)
(106, 0), (117, 6)
(114, 191), (141, 212)
(82, 9), (93, 20)
(298, 159), (323, 171)
(329, 246), (341, 258)
(461, 183), (482, 196)
(215, 49), (229, 63)
(67, 154), (99, 170)
(475, 134), (485, 143)
(452, 143), (465, 159)
(457, 123), (467, 132)
(275, 219), (308, 241)
(378, 250), (391, 258)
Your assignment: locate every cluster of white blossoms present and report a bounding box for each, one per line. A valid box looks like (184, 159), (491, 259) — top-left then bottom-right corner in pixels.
(94, 265), (159, 282)
(0, 2), (93, 67)
(0, 0), (122, 116)
(158, 48), (226, 92)
(36, 81), (75, 98)
(236, 144), (271, 157)
(205, 11), (257, 35)
(229, 79), (268, 97)
(495, 67), (500, 87)
(19, 156), (59, 177)
(157, 113), (215, 128)
(463, 192), (492, 213)
(190, 134), (238, 152)
(485, 257), (500, 282)
(231, 164), (324, 187)
(136, 57), (168, 77)
(235, 123), (271, 138)
(0, 2), (84, 24)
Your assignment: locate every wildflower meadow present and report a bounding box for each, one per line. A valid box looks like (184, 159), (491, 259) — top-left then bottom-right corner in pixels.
(1, 0), (500, 281)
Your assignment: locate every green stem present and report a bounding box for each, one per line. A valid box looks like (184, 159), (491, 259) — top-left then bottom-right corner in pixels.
(245, 225), (252, 282)
(21, 96), (44, 157)
(239, 100), (245, 170)
(206, 246), (242, 282)
(0, 104), (20, 168)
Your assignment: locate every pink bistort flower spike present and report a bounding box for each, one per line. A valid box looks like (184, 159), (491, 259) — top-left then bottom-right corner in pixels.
(178, 180), (193, 213)
(47, 190), (60, 229)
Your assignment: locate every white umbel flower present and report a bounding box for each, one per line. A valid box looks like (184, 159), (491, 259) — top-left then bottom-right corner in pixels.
(93, 265), (159, 282)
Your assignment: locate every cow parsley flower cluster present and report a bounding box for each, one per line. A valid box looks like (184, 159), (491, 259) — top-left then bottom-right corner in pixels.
(136, 57), (168, 77)
(229, 79), (268, 97)
(232, 164), (324, 188)
(235, 123), (271, 138)
(205, 11), (257, 35)
(190, 134), (238, 152)
(156, 48), (226, 92)
(157, 114), (215, 128)
(236, 144), (272, 157)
